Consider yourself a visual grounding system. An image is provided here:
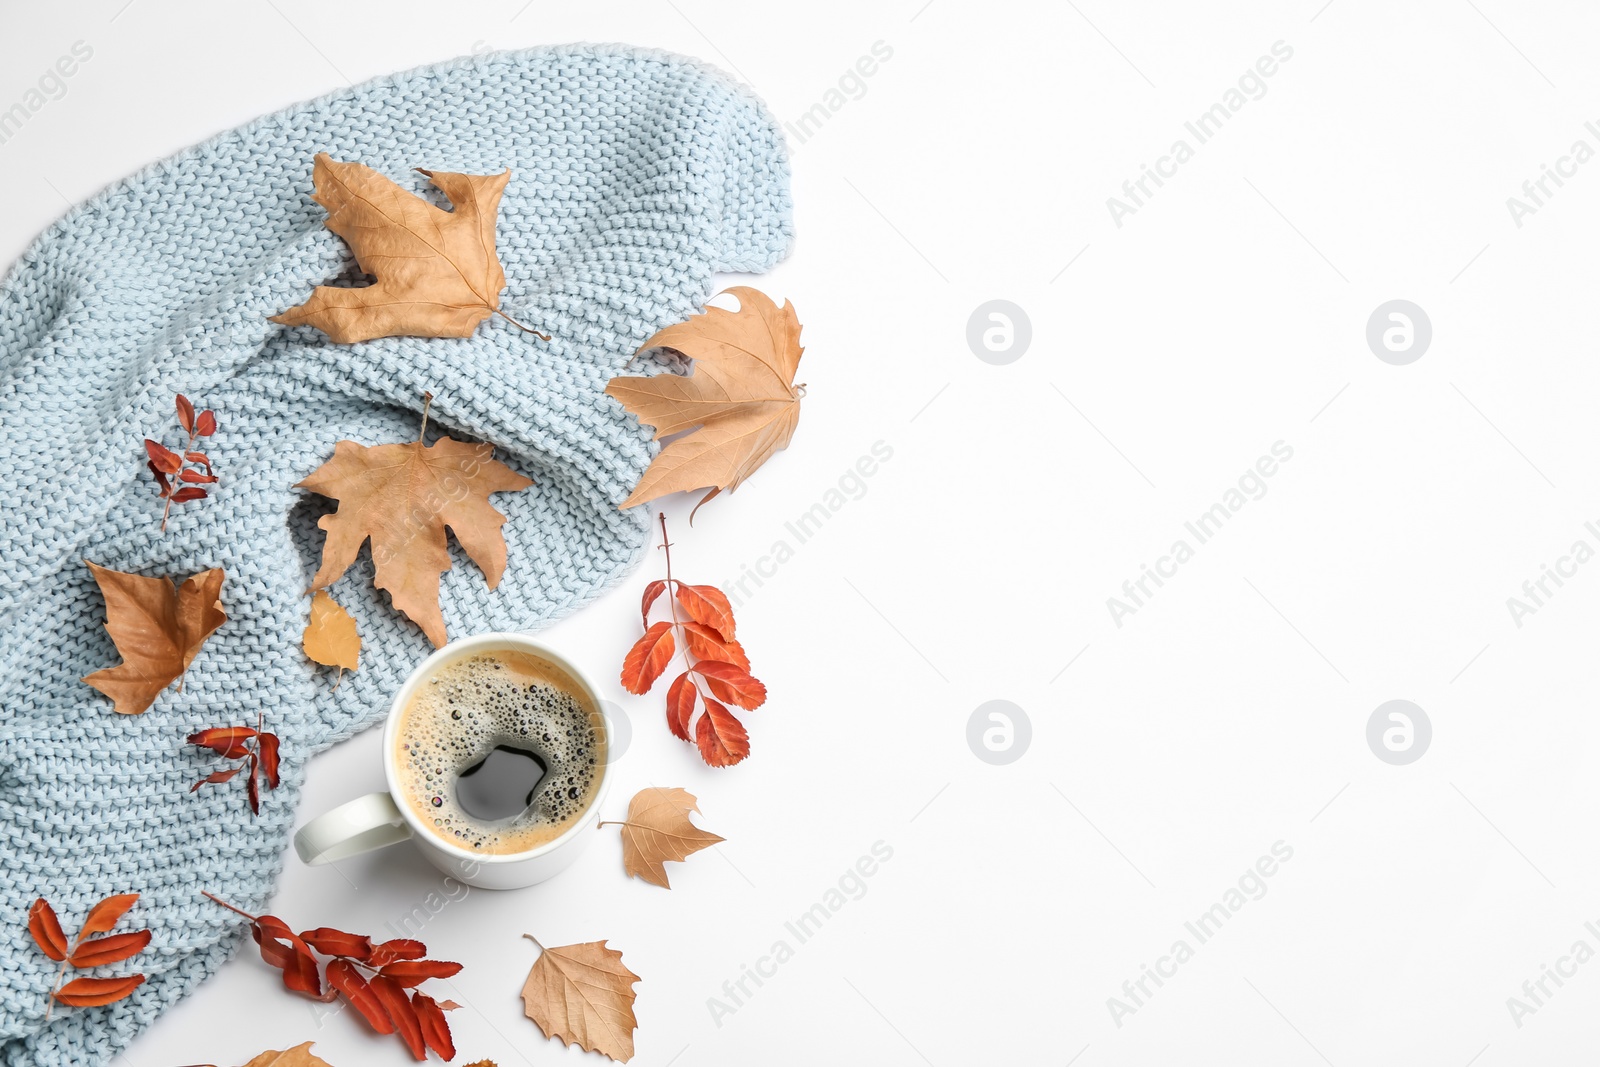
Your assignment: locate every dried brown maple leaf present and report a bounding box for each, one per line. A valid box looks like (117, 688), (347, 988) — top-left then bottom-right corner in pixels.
(302, 590), (359, 684)
(605, 287), (804, 519)
(82, 563), (226, 714)
(297, 393), (532, 648)
(240, 1043), (336, 1067)
(521, 936), (639, 1063)
(600, 787), (723, 889)
(271, 153), (547, 344)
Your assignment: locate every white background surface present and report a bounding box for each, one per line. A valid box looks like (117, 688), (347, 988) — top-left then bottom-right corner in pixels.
(5, 1), (1600, 1064)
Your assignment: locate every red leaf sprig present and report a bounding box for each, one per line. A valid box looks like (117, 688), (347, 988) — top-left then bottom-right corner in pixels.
(28, 893), (150, 1020)
(145, 393), (218, 531)
(188, 714), (280, 816)
(622, 514), (766, 767)
(202, 893), (460, 1061)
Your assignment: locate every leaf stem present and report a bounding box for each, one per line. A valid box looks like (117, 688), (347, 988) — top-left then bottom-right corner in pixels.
(200, 891), (259, 923)
(418, 391), (434, 443)
(522, 933), (544, 952)
(658, 514), (710, 706)
(495, 308), (551, 341)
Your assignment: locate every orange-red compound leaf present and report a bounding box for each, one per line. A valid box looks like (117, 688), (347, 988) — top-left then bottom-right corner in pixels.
(327, 959), (393, 1035)
(368, 939), (427, 966)
(413, 992), (456, 1060)
(301, 928), (370, 961)
(695, 697), (750, 768)
(377, 959), (463, 988)
(682, 622), (749, 672)
(675, 584), (735, 640)
(640, 579), (667, 628)
(28, 899), (68, 961)
(370, 974), (426, 1060)
(666, 672), (696, 742)
(53, 975), (144, 1007)
(259, 732), (281, 791)
(78, 894), (140, 940)
(188, 726), (256, 759)
(692, 661), (766, 711)
(620, 621), (674, 695)
(69, 930), (152, 968)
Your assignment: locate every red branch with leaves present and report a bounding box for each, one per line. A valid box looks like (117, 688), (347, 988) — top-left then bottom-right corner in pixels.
(144, 393), (218, 531)
(188, 716), (280, 815)
(622, 514), (766, 767)
(203, 893), (459, 1061)
(28, 894), (150, 1019)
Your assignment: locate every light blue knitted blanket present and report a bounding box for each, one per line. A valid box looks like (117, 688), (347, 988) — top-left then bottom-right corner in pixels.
(0, 45), (790, 1065)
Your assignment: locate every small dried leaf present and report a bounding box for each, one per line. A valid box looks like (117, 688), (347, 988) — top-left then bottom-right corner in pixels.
(301, 927), (370, 960)
(191, 767), (244, 791)
(171, 486), (208, 502)
(521, 939), (639, 1063)
(326, 958), (393, 1034)
(175, 394), (196, 435)
(695, 697), (750, 767)
(413, 991), (456, 1060)
(620, 622), (674, 695)
(258, 732), (281, 791)
(179, 469), (218, 484)
(615, 787), (724, 889)
(377, 959), (463, 988)
(692, 661), (766, 710)
(674, 584), (735, 640)
(53, 975), (144, 1006)
(368, 939), (427, 966)
(196, 410), (217, 437)
(78, 894), (140, 939)
(639, 579), (666, 628)
(665, 672), (696, 742)
(188, 726), (256, 759)
(240, 1043), (336, 1067)
(143, 439), (181, 474)
(302, 590), (359, 678)
(69, 930), (152, 968)
(682, 622), (749, 671)
(28, 899), (67, 961)
(254, 916), (320, 997)
(370, 974), (426, 1059)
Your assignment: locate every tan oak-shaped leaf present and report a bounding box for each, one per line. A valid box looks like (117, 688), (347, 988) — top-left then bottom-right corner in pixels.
(296, 399), (532, 648)
(270, 154), (539, 344)
(611, 787), (723, 889)
(521, 937), (639, 1063)
(82, 563), (226, 714)
(240, 1043), (336, 1067)
(606, 287), (803, 517)
(303, 590), (360, 682)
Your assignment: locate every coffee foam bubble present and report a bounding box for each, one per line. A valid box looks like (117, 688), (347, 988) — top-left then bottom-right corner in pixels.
(395, 649), (605, 855)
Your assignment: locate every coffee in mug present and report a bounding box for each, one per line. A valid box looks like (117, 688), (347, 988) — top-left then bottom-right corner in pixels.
(394, 648), (606, 856)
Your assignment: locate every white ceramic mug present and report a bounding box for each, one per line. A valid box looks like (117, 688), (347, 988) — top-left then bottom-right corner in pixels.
(293, 632), (612, 890)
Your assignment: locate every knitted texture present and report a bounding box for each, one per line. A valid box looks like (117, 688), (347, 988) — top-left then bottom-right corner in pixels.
(0, 44), (791, 1065)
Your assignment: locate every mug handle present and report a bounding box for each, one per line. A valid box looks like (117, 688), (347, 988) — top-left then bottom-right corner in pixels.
(294, 792), (412, 865)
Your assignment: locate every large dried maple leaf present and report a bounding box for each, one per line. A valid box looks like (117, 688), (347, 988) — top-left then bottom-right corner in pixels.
(296, 400), (532, 648)
(605, 287), (804, 517)
(610, 787), (723, 889)
(240, 1044), (335, 1067)
(271, 153), (542, 344)
(82, 563), (226, 714)
(521, 937), (639, 1063)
